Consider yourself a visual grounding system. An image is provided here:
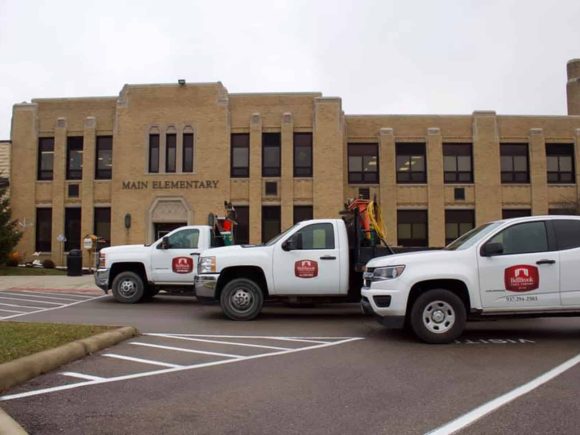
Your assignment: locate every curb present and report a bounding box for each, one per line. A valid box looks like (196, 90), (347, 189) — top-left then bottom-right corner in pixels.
(0, 326), (138, 434)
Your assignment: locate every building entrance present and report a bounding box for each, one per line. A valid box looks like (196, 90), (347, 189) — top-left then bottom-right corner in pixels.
(154, 222), (187, 240)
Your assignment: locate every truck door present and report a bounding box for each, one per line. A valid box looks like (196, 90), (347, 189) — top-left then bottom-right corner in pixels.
(151, 228), (201, 284)
(478, 221), (560, 309)
(273, 222), (342, 295)
(551, 219), (580, 306)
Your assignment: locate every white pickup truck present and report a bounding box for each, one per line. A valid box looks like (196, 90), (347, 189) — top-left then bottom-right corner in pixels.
(195, 218), (392, 320)
(95, 225), (217, 303)
(362, 215), (580, 344)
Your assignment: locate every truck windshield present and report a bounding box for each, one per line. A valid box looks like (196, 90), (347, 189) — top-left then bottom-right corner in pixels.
(264, 224), (300, 246)
(444, 222), (501, 251)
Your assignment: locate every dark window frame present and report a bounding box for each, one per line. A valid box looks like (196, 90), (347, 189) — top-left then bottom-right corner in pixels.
(233, 205), (249, 245)
(293, 133), (313, 177)
(35, 208), (52, 252)
(396, 143), (426, 184)
(149, 134), (160, 173)
(94, 207), (111, 248)
(64, 208), (82, 252)
(502, 209), (532, 219)
(165, 133), (177, 173)
(500, 143), (529, 184)
(37, 137), (54, 181)
(443, 143), (473, 183)
(546, 143), (575, 184)
(95, 136), (113, 180)
(231, 133), (250, 178)
(182, 133), (194, 173)
(445, 209), (475, 245)
(397, 210), (428, 247)
(262, 206), (281, 243)
(348, 143), (379, 184)
(262, 133), (281, 177)
(66, 136), (83, 180)
(293, 205), (313, 224)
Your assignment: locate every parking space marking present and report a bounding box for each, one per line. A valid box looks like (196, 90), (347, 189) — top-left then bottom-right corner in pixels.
(7, 290), (96, 299)
(0, 291), (107, 320)
(0, 308), (28, 314)
(158, 333), (349, 344)
(130, 342), (245, 359)
(0, 335), (364, 402)
(103, 354), (184, 368)
(0, 291), (85, 303)
(146, 334), (292, 351)
(60, 372), (106, 382)
(427, 352), (580, 435)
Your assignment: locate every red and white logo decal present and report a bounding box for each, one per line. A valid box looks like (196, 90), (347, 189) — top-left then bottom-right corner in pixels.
(504, 265), (539, 292)
(172, 257), (194, 274)
(295, 260), (318, 278)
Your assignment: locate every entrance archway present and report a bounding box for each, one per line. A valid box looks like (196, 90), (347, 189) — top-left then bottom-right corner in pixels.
(148, 197), (192, 242)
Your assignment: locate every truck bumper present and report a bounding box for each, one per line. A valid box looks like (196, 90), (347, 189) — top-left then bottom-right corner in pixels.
(361, 286), (407, 329)
(194, 274), (219, 301)
(94, 269), (110, 293)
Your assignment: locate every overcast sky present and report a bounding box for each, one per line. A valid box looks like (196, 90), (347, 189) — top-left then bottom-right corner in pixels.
(1, 0), (579, 139)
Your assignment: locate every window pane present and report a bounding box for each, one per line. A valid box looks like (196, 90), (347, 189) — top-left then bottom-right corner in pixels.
(349, 156), (363, 172)
(411, 155), (425, 171)
(501, 156), (513, 172)
(457, 156), (471, 171)
(262, 206), (281, 243)
(183, 133), (194, 172)
(298, 223), (335, 250)
(444, 172), (457, 183)
(234, 206), (249, 245)
(94, 207), (111, 248)
(459, 222), (474, 235)
(233, 148), (249, 168)
(67, 137), (83, 180)
(412, 223), (427, 239)
(64, 208), (81, 251)
(363, 155), (378, 172)
(149, 134), (160, 173)
(446, 223), (458, 240)
(559, 156), (572, 172)
(553, 220), (580, 250)
(35, 208), (52, 252)
(166, 134), (176, 173)
(443, 156), (457, 172)
(490, 222), (547, 255)
(513, 156), (528, 172)
(398, 223), (412, 239)
(167, 229), (199, 249)
(546, 156), (559, 172)
(38, 138), (54, 180)
(96, 136), (113, 179)
(293, 206), (313, 224)
(263, 146), (280, 167)
(397, 155), (410, 172)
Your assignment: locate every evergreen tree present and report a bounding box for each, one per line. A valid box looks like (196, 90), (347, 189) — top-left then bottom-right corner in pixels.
(0, 186), (22, 265)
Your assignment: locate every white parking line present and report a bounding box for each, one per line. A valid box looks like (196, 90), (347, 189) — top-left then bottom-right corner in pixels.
(0, 308), (29, 314)
(0, 296), (63, 305)
(0, 302), (45, 310)
(147, 334), (291, 351)
(426, 352), (580, 435)
(130, 342), (244, 359)
(154, 333), (341, 344)
(0, 336), (363, 401)
(6, 290), (95, 299)
(0, 294), (108, 321)
(60, 372), (106, 382)
(103, 354), (184, 368)
(0, 292), (84, 303)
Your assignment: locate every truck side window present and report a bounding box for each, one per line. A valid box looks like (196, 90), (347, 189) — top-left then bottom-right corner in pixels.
(553, 219), (580, 250)
(167, 229), (199, 249)
(488, 222), (547, 255)
(295, 223), (335, 250)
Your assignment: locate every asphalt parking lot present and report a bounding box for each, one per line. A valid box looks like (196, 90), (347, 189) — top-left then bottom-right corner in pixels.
(1, 284), (580, 435)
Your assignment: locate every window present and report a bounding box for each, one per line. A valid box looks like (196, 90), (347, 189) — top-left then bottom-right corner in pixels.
(68, 184), (79, 198)
(262, 206), (281, 243)
(37, 138), (54, 180)
(64, 208), (81, 251)
(294, 133), (313, 177)
(234, 206), (249, 245)
(487, 221), (547, 255)
(294, 205), (313, 224)
(231, 134), (249, 177)
(66, 137), (83, 180)
(348, 143), (379, 184)
(396, 143), (426, 183)
(546, 143), (575, 183)
(183, 133), (194, 172)
(549, 208), (577, 216)
(443, 144), (472, 183)
(265, 181), (277, 196)
(445, 210), (475, 245)
(94, 207), (111, 248)
(149, 134), (160, 173)
(166, 133), (176, 173)
(294, 223), (335, 250)
(263, 133), (281, 177)
(553, 220), (580, 250)
(502, 209), (531, 219)
(397, 210), (428, 247)
(35, 208), (52, 252)
(166, 228), (199, 249)
(95, 136), (112, 179)
(500, 144), (529, 183)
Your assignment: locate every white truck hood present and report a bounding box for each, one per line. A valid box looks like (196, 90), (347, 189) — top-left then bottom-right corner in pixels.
(367, 249), (464, 268)
(101, 244), (150, 255)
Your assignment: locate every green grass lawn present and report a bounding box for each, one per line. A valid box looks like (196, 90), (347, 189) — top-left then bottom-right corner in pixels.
(0, 266), (67, 276)
(0, 322), (116, 364)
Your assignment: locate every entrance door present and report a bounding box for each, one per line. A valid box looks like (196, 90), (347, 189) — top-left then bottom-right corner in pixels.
(154, 222), (187, 241)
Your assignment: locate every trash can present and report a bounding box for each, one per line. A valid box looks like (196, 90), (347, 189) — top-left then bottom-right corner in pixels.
(67, 249), (83, 276)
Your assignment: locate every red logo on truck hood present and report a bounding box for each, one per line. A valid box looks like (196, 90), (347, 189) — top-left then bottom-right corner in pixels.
(295, 260), (318, 278)
(172, 257), (194, 274)
(504, 265), (539, 292)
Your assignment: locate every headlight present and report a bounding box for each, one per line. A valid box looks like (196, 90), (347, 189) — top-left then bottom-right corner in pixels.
(198, 256), (216, 273)
(98, 252), (106, 268)
(370, 265), (405, 281)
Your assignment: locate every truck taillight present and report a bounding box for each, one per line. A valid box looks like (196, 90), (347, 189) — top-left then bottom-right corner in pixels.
(98, 252), (106, 268)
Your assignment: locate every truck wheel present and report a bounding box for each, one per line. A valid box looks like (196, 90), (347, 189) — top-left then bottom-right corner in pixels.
(410, 289), (466, 344)
(220, 278), (264, 321)
(112, 271), (145, 304)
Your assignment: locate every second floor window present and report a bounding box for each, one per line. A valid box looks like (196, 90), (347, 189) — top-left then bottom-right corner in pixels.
(348, 143), (379, 184)
(294, 133), (312, 177)
(231, 134), (249, 177)
(183, 133), (194, 173)
(546, 143), (575, 183)
(500, 144), (529, 183)
(96, 136), (112, 179)
(149, 133), (160, 173)
(37, 137), (54, 180)
(396, 143), (426, 183)
(165, 133), (176, 173)
(263, 133), (281, 177)
(66, 137), (83, 180)
(443, 144), (472, 183)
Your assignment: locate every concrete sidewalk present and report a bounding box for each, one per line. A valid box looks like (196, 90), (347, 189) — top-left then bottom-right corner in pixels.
(0, 275), (101, 294)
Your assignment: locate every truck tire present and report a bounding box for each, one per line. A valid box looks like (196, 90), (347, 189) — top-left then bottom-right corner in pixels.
(410, 289), (466, 344)
(220, 278), (264, 321)
(112, 271), (145, 304)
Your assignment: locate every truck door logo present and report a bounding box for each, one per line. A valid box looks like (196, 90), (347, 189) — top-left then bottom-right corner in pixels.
(172, 257), (194, 274)
(504, 265), (539, 292)
(295, 260), (318, 278)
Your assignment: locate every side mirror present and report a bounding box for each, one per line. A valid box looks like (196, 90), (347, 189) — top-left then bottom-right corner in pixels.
(160, 236), (170, 250)
(282, 237), (297, 251)
(481, 242), (503, 257)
